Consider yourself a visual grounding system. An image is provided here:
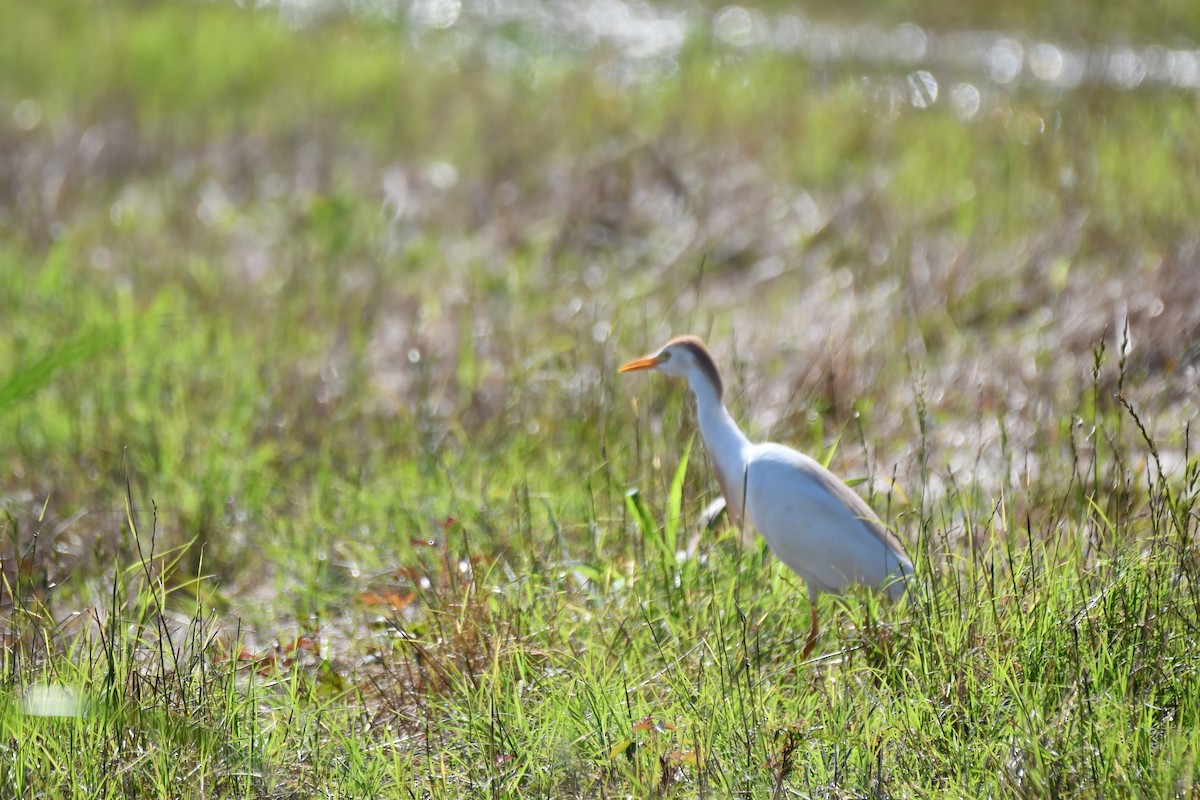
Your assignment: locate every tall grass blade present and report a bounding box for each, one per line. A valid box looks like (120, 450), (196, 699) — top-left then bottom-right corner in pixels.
(663, 436), (693, 558)
(0, 323), (125, 414)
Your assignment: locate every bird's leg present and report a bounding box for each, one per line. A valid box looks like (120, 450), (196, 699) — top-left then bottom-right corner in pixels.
(800, 605), (820, 659)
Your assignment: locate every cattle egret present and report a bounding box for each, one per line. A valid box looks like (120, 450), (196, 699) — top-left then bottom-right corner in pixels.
(620, 335), (912, 658)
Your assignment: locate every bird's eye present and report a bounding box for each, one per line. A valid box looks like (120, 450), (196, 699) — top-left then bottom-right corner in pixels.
(659, 351), (672, 362)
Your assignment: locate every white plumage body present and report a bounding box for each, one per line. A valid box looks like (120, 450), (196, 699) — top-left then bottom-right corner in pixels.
(742, 443), (911, 602)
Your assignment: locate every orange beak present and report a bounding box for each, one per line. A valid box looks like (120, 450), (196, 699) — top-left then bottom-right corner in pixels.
(618, 354), (665, 373)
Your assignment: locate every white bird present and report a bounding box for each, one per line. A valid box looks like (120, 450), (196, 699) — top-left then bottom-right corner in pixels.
(620, 335), (912, 659)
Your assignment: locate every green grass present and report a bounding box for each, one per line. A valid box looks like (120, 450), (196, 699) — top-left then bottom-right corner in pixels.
(2, 0), (1199, 796)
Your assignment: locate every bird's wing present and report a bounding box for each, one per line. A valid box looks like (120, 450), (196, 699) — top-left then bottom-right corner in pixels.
(744, 443), (912, 596)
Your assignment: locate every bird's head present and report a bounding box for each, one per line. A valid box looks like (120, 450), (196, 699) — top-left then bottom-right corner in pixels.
(619, 335), (724, 399)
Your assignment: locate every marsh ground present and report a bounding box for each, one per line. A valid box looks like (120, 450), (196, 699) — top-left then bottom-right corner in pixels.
(2, 0), (1199, 796)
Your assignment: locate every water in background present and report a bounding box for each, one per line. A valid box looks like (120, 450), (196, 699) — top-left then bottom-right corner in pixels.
(259, 0), (1199, 121)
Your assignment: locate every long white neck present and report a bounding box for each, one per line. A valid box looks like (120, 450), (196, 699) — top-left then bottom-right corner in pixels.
(689, 375), (752, 524)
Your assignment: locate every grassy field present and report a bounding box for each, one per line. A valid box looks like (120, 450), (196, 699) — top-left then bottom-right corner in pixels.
(2, 0), (1199, 796)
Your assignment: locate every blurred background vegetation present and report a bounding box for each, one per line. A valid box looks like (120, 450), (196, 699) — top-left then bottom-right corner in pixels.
(1, 0), (1198, 795)
(2, 0), (1195, 576)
